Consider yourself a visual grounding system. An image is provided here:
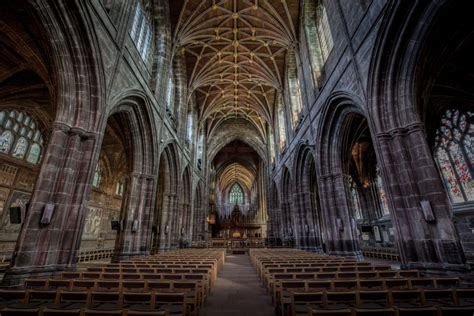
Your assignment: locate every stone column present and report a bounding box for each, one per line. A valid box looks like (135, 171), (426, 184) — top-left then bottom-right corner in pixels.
(319, 173), (363, 259)
(297, 191), (323, 252)
(169, 194), (180, 249)
(292, 192), (305, 250)
(3, 123), (98, 286)
(376, 125), (468, 272)
(112, 174), (156, 261)
(158, 193), (175, 252)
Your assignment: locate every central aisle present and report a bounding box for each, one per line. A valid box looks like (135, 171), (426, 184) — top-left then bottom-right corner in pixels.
(200, 254), (275, 316)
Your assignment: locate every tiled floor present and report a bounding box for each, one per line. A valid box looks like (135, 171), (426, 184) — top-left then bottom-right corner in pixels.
(201, 254), (275, 316)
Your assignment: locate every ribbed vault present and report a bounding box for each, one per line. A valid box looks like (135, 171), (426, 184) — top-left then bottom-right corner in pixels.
(218, 162), (255, 192)
(173, 0), (299, 136)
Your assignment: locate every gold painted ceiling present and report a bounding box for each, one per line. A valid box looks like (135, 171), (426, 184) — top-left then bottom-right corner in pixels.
(173, 0), (299, 136)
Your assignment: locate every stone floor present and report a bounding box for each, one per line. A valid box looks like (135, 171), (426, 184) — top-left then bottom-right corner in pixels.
(200, 254), (275, 316)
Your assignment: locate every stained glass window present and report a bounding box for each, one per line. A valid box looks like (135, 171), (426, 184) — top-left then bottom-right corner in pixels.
(130, 1), (152, 61)
(229, 184), (244, 205)
(376, 168), (390, 216)
(12, 137), (28, 159)
(26, 144), (41, 165)
(434, 109), (473, 203)
(186, 113), (194, 144)
(0, 131), (14, 154)
(277, 95), (286, 151)
(287, 52), (303, 127)
(348, 176), (362, 220)
(116, 180), (124, 196)
(303, 0), (334, 87)
(166, 75), (175, 112)
(92, 164), (101, 188)
(0, 110), (44, 165)
(269, 130), (276, 164)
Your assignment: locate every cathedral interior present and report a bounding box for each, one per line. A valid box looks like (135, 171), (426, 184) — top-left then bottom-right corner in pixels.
(0, 0), (473, 315)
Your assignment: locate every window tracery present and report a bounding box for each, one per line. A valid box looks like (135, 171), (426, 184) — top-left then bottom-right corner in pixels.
(434, 109), (473, 203)
(0, 110), (44, 166)
(229, 184), (244, 205)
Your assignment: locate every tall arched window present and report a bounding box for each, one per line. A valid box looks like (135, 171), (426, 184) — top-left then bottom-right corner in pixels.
(347, 176), (362, 220)
(229, 184), (244, 205)
(186, 112), (194, 144)
(375, 168), (390, 216)
(0, 110), (44, 165)
(166, 74), (175, 113)
(92, 164), (101, 188)
(130, 0), (153, 61)
(277, 95), (287, 151)
(434, 109), (473, 203)
(287, 51), (303, 127)
(303, 0), (334, 87)
(196, 130), (204, 168)
(269, 129), (276, 164)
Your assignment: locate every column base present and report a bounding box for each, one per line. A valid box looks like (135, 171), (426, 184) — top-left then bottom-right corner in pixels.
(112, 251), (150, 263)
(328, 250), (364, 261)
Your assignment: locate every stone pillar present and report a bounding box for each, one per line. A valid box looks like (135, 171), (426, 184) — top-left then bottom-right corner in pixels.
(296, 192), (323, 252)
(292, 193), (305, 250)
(158, 193), (176, 252)
(169, 194), (180, 249)
(3, 123), (98, 286)
(112, 174), (156, 261)
(376, 125), (468, 272)
(319, 173), (363, 259)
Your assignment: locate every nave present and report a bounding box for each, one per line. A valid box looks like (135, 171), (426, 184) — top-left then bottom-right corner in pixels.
(0, 0), (473, 315)
(0, 248), (473, 315)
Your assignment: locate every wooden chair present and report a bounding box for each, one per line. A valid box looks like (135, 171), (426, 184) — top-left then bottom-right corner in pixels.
(291, 292), (325, 316)
(310, 308), (352, 316)
(42, 307), (82, 315)
(154, 292), (186, 316)
(0, 307), (42, 315)
(0, 289), (27, 306)
(422, 289), (456, 306)
(438, 305), (474, 316)
(354, 307), (395, 316)
(56, 290), (90, 310)
(396, 306), (439, 316)
(357, 290), (390, 308)
(88, 291), (122, 310)
(122, 292), (154, 311)
(325, 291), (357, 309)
(390, 289), (423, 307)
(24, 279), (48, 290)
(82, 309), (124, 316)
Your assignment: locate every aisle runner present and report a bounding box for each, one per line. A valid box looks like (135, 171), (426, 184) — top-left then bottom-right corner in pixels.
(200, 254), (275, 316)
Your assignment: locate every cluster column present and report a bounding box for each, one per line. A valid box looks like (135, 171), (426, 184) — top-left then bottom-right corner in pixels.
(3, 123), (99, 286)
(319, 173), (362, 259)
(376, 125), (468, 271)
(113, 174), (156, 261)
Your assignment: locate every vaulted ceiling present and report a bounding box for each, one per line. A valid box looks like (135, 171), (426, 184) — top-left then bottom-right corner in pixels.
(172, 0), (300, 137)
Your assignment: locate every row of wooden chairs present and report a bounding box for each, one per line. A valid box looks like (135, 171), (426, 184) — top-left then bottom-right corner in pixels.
(250, 249), (473, 316)
(23, 279), (205, 306)
(272, 278), (462, 305)
(1, 249), (225, 316)
(0, 308), (167, 316)
(265, 271), (423, 294)
(310, 305), (474, 316)
(291, 289), (474, 316)
(0, 289), (186, 312)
